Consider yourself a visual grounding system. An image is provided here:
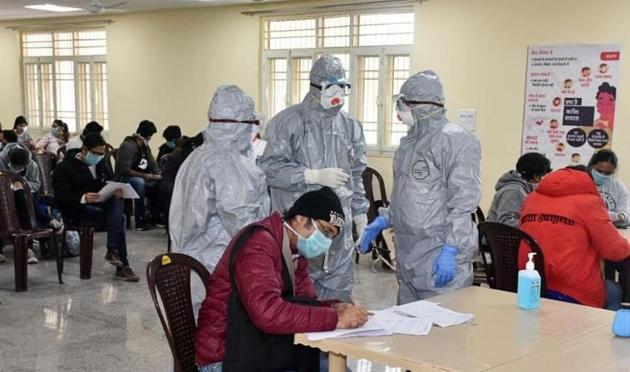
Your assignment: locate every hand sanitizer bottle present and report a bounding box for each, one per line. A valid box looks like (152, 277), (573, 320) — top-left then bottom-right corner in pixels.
(518, 252), (541, 310)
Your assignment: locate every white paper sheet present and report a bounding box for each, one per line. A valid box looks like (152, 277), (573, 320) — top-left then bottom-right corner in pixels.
(304, 318), (392, 341)
(371, 309), (433, 336)
(394, 300), (474, 328)
(95, 182), (139, 203)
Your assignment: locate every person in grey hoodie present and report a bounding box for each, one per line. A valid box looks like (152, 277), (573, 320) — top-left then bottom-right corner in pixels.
(487, 153), (551, 227)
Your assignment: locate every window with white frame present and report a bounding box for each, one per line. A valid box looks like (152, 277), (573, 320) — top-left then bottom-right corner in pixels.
(262, 10), (414, 149)
(22, 29), (108, 133)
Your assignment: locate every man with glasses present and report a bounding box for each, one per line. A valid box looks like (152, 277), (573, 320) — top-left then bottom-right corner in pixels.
(53, 133), (139, 282)
(359, 70), (482, 304)
(260, 54), (369, 303)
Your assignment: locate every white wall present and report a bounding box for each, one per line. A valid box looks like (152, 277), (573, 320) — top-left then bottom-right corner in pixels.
(0, 27), (21, 129)
(411, 0), (630, 210)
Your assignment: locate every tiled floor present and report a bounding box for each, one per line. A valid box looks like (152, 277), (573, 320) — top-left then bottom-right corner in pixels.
(0, 229), (401, 372)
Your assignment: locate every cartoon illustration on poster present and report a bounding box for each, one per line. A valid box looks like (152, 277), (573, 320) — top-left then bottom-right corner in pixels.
(522, 44), (621, 169)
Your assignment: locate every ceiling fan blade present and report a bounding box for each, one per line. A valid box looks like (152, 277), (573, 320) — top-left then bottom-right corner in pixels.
(104, 1), (127, 9)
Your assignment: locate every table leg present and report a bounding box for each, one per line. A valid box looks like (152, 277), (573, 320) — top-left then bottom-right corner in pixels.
(328, 352), (347, 372)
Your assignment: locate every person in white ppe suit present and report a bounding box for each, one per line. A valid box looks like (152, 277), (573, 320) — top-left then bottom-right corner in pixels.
(169, 85), (271, 310)
(260, 54), (369, 302)
(359, 70), (482, 304)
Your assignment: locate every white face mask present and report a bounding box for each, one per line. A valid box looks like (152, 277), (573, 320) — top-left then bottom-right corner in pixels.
(321, 95), (344, 109)
(397, 110), (415, 127)
(320, 84), (346, 110)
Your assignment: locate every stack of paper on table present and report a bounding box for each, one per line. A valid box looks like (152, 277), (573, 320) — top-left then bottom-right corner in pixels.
(304, 318), (393, 341)
(304, 301), (474, 341)
(370, 308), (433, 336)
(394, 300), (475, 328)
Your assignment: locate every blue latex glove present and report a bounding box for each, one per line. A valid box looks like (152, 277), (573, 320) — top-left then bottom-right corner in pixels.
(432, 244), (458, 287)
(358, 216), (390, 253)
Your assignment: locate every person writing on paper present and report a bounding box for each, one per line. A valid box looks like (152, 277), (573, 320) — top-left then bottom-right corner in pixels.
(53, 133), (139, 282)
(260, 54), (369, 303)
(170, 85), (270, 314)
(519, 167), (630, 309)
(358, 71), (482, 304)
(487, 152), (551, 227)
(195, 187), (368, 372)
(587, 149), (630, 302)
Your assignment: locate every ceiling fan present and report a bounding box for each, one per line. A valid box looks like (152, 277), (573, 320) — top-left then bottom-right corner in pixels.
(84, 0), (127, 14)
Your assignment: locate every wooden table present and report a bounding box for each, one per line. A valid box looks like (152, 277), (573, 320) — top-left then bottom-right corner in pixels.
(296, 286), (625, 371)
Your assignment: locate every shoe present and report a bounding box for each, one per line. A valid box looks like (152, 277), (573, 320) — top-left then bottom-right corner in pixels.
(115, 266), (139, 282)
(136, 222), (152, 231)
(0, 253), (5, 263)
(105, 250), (124, 268)
(27, 249), (38, 264)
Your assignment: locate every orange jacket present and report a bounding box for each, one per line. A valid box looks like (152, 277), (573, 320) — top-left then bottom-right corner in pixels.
(519, 168), (630, 307)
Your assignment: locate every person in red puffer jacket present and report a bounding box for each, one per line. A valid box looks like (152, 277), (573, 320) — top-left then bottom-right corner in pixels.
(519, 167), (630, 309)
(195, 187), (369, 372)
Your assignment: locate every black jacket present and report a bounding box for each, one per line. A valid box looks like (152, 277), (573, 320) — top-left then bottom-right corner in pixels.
(114, 135), (158, 179)
(157, 143), (174, 163)
(53, 155), (113, 222)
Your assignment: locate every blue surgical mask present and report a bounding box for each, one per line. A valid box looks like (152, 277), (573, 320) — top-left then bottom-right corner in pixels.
(51, 127), (61, 137)
(285, 219), (333, 259)
(166, 140), (177, 149)
(591, 169), (611, 186)
(83, 152), (104, 166)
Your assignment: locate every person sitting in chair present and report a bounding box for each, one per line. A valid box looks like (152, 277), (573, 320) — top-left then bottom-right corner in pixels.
(53, 133), (139, 282)
(195, 187), (368, 372)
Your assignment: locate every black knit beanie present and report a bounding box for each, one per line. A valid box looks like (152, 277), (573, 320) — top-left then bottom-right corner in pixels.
(288, 187), (345, 229)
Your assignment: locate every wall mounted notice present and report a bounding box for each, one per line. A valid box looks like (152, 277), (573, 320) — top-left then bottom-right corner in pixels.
(522, 44), (621, 168)
(457, 109), (477, 132)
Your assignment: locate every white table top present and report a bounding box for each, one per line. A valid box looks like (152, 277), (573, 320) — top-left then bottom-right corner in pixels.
(487, 325), (630, 371)
(617, 227), (630, 240)
(296, 286), (618, 371)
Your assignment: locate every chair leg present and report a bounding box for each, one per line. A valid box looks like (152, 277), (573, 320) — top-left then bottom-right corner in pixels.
(79, 226), (94, 280)
(54, 235), (63, 284)
(14, 236), (28, 292)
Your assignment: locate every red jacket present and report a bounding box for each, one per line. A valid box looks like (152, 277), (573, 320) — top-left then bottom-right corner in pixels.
(519, 169), (630, 307)
(195, 212), (339, 366)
